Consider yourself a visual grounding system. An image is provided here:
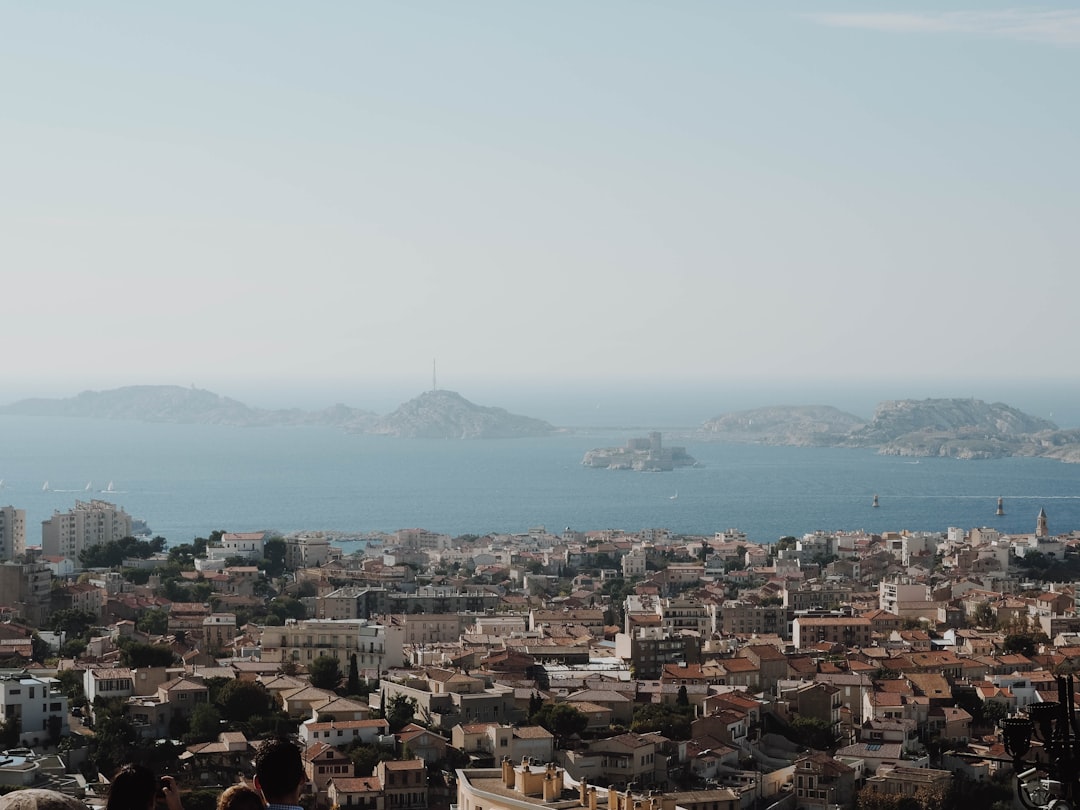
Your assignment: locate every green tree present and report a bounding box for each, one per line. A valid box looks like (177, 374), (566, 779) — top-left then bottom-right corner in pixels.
(119, 642), (175, 668)
(187, 703), (223, 743)
(216, 680), (276, 722)
(971, 601), (996, 629)
(51, 608), (99, 640)
(676, 684), (689, 707)
(0, 717), (20, 748)
(790, 716), (838, 750)
(136, 608), (170, 636)
(528, 692), (544, 720)
(532, 703), (589, 743)
(386, 694), (418, 732)
(261, 537), (288, 578)
(309, 656), (343, 691)
(631, 703), (692, 739)
(347, 654), (361, 695)
(347, 742), (396, 776)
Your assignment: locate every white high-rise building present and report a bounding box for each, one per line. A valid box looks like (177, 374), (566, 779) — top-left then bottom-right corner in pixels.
(41, 500), (133, 560)
(0, 506), (26, 561)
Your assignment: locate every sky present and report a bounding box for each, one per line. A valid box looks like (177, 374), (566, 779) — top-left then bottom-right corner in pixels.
(3, 2), (1079, 413)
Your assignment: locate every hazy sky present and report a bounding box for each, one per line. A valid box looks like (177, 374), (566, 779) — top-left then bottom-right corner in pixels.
(4, 2), (1078, 407)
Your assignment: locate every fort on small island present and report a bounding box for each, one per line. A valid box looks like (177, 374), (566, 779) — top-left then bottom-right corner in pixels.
(581, 431), (698, 471)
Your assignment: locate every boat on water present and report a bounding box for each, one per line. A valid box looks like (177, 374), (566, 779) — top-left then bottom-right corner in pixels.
(669, 490), (678, 500)
(42, 480), (50, 492)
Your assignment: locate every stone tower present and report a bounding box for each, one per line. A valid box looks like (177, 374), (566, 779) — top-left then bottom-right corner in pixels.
(1036, 507), (1048, 538)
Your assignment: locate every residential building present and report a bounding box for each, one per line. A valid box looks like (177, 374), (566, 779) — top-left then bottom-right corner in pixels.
(260, 618), (405, 675)
(0, 507), (26, 562)
(0, 672), (69, 747)
(792, 617), (872, 650)
(376, 758), (427, 810)
(285, 533), (332, 570)
(614, 628), (702, 680)
(41, 499), (132, 560)
(794, 752), (856, 810)
(0, 562), (52, 626)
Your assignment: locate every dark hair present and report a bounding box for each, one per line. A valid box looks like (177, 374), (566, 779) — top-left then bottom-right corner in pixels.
(217, 784), (265, 810)
(253, 738), (304, 802)
(107, 764), (157, 810)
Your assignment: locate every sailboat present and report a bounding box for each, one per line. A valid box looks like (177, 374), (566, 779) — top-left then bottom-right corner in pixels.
(104, 481), (115, 493)
(85, 482), (93, 492)
(42, 481), (51, 492)
(669, 490), (679, 500)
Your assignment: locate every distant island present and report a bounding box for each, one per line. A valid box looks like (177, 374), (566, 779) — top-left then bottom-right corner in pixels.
(700, 398), (1080, 462)
(0, 385), (555, 440)
(582, 432), (698, 471)
(8, 387), (1080, 461)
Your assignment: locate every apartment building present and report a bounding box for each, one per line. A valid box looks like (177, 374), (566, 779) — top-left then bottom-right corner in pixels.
(0, 673), (69, 747)
(0, 562), (52, 627)
(41, 499), (132, 560)
(260, 618), (405, 675)
(0, 506), (26, 562)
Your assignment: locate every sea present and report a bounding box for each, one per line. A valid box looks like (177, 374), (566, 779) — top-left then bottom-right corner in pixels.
(3, 412), (1080, 548)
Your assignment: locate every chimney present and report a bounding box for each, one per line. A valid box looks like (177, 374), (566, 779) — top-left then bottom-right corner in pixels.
(543, 769), (559, 802)
(579, 779), (589, 807)
(589, 787), (598, 810)
(502, 756), (514, 788)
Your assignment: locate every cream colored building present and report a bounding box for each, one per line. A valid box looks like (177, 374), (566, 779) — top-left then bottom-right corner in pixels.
(41, 499), (132, 560)
(0, 507), (26, 562)
(260, 618), (405, 675)
(458, 759), (739, 810)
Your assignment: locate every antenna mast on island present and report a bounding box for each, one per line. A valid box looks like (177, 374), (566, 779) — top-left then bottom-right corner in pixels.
(432, 359), (437, 392)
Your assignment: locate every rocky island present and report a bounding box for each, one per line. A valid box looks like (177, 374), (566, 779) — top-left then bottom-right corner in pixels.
(0, 385), (554, 440)
(582, 431), (698, 471)
(371, 389), (555, 439)
(701, 398), (1080, 462)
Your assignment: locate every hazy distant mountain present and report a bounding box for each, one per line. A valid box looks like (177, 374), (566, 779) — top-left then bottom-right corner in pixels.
(371, 389), (556, 439)
(0, 385), (379, 430)
(0, 385), (552, 439)
(702, 398), (1080, 461)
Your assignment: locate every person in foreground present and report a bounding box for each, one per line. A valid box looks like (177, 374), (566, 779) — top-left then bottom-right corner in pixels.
(217, 784), (265, 810)
(107, 764), (183, 810)
(253, 737), (306, 810)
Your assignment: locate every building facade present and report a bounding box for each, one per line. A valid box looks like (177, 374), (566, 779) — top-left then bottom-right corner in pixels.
(0, 507), (26, 562)
(41, 500), (132, 560)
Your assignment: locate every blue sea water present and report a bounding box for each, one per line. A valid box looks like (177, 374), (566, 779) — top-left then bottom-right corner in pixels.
(2, 415), (1080, 545)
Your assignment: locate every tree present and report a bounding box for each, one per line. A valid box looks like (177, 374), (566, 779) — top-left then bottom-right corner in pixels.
(528, 692), (544, 720)
(972, 601), (996, 629)
(187, 704), (223, 743)
(47, 715), (63, 745)
(676, 685), (689, 707)
(136, 608), (170, 636)
(532, 703), (589, 743)
(631, 703), (692, 739)
(119, 642), (175, 668)
(51, 608), (99, 640)
(261, 537), (288, 578)
(216, 680), (276, 722)
(386, 694), (417, 732)
(0, 717), (20, 749)
(348, 742), (396, 776)
(347, 654), (361, 695)
(309, 656), (343, 690)
(789, 716), (838, 750)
